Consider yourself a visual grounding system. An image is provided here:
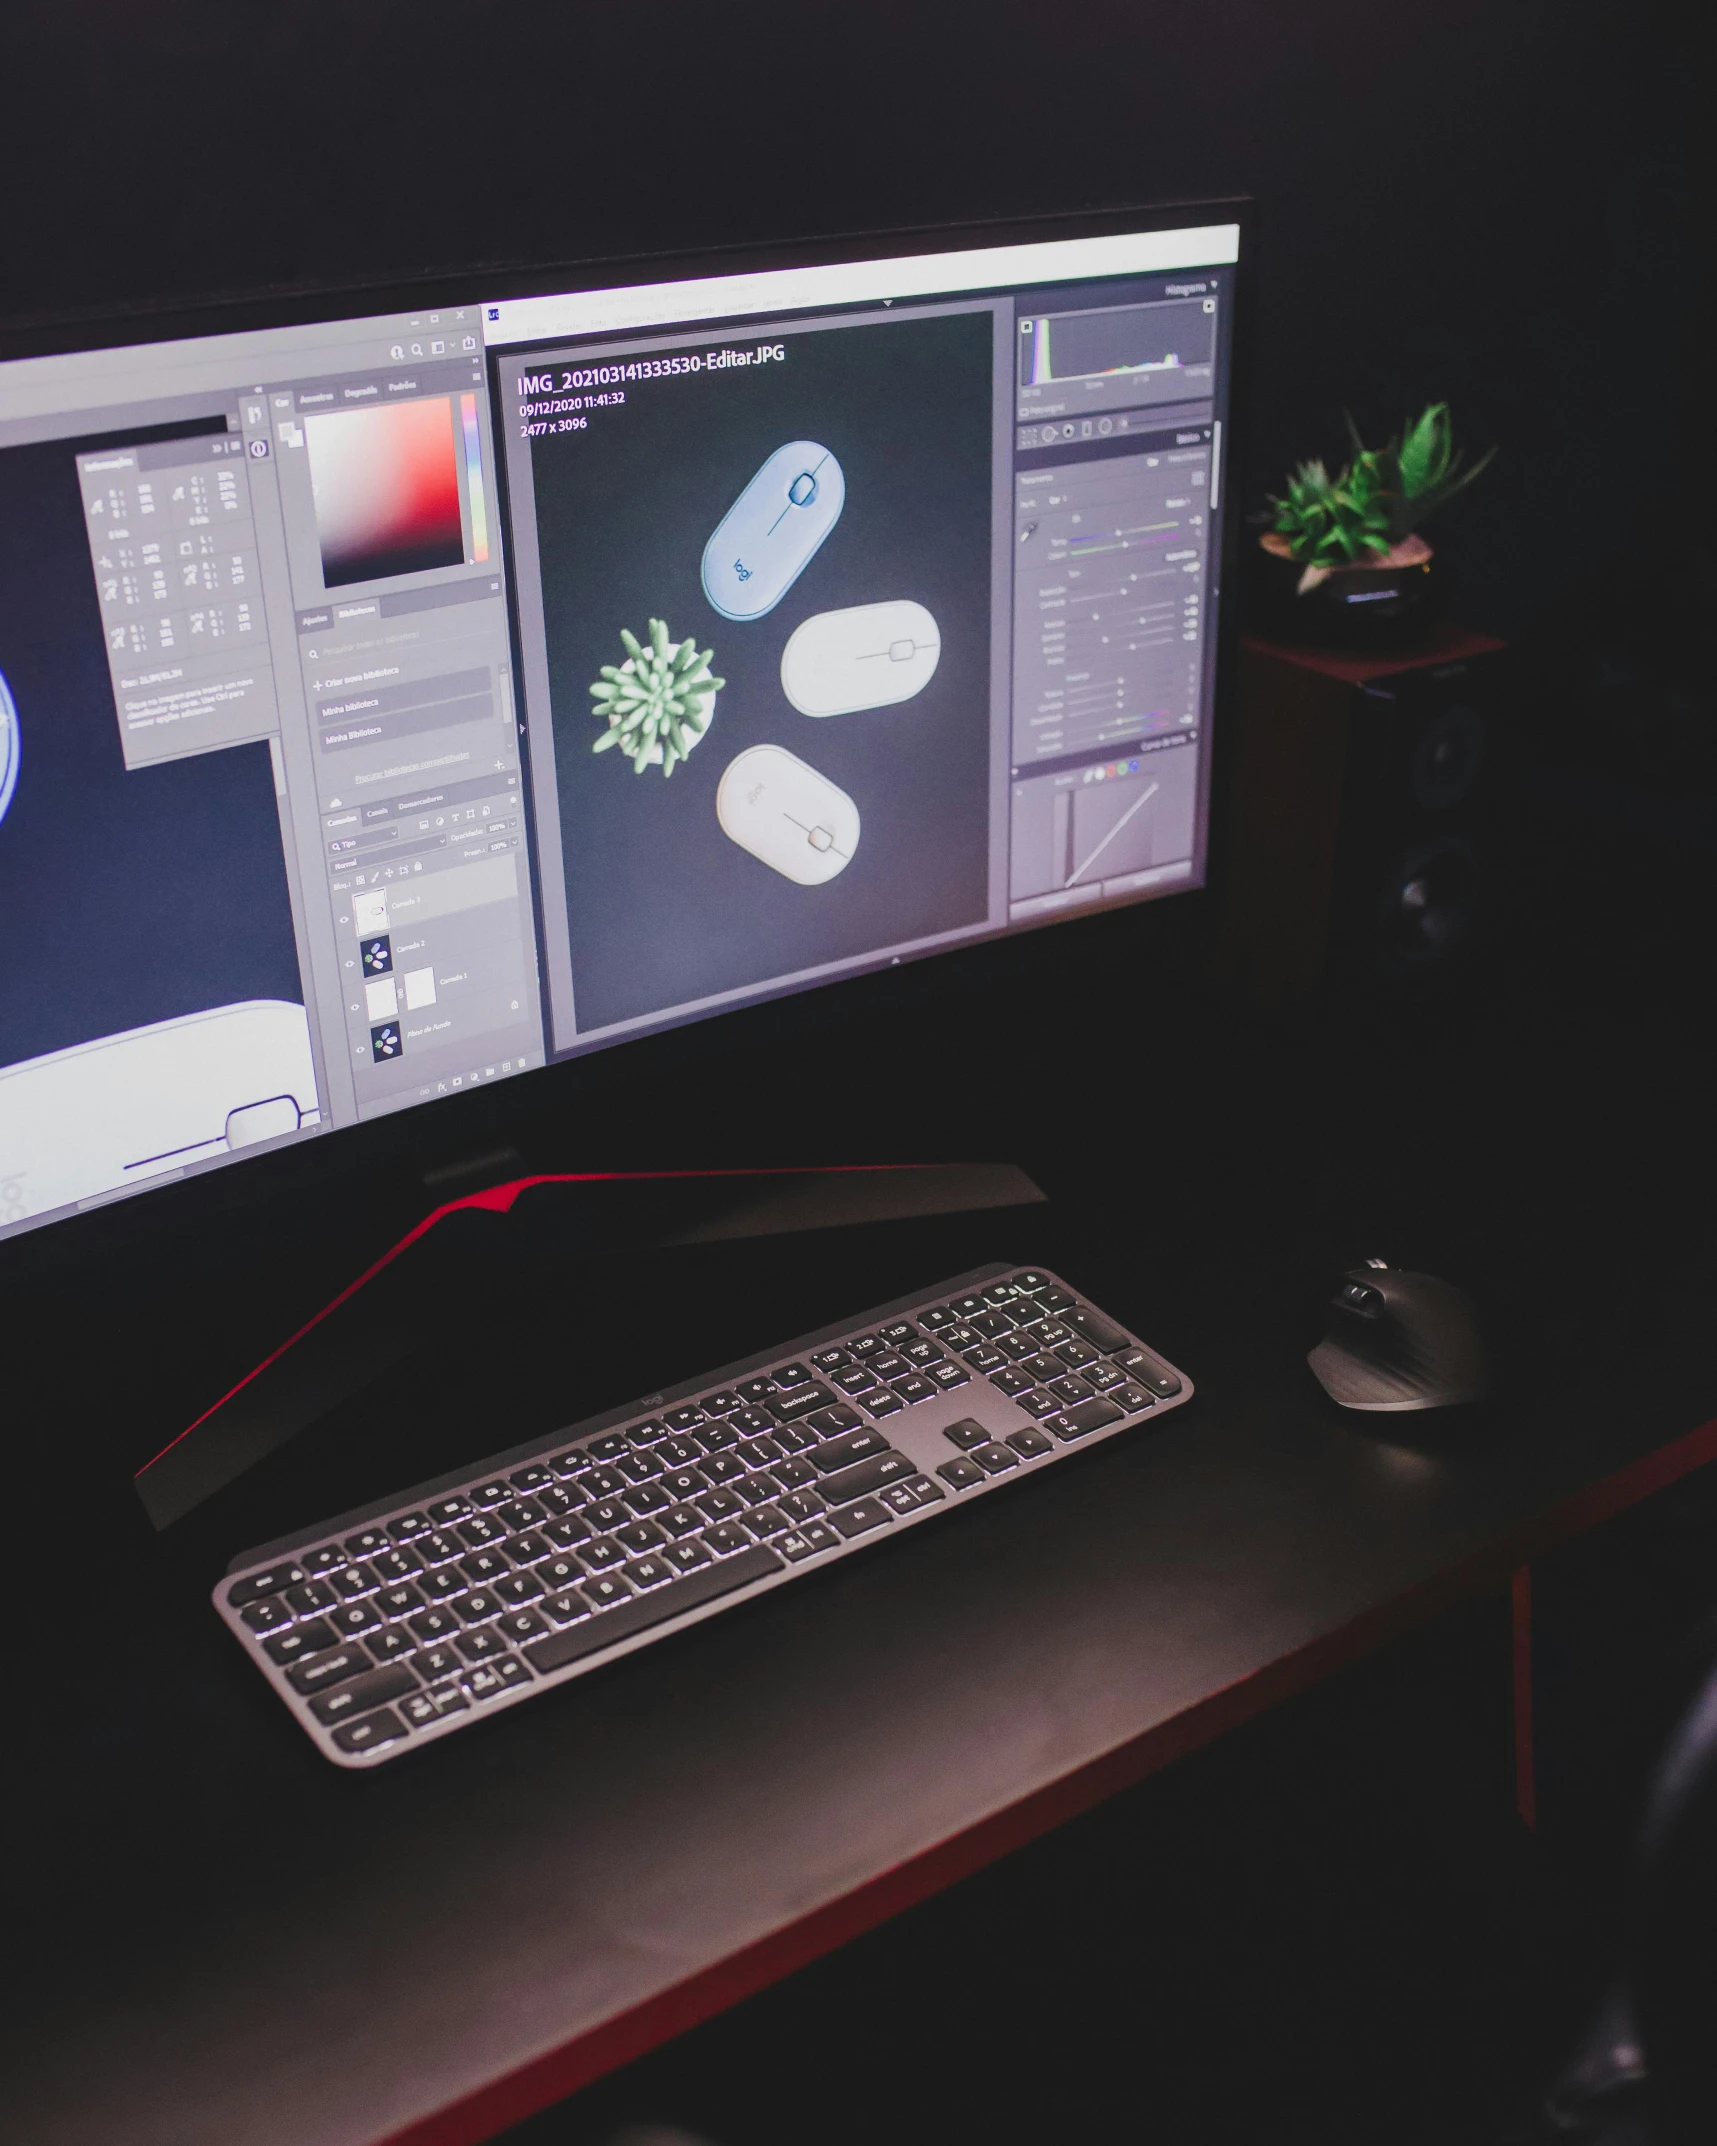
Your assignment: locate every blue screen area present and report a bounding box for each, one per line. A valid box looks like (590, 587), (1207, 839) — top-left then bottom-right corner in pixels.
(0, 427), (304, 1069)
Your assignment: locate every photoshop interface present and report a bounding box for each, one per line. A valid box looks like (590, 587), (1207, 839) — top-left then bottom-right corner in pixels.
(0, 303), (541, 1234)
(1008, 413), (1213, 914)
(494, 258), (1230, 1046)
(0, 222), (1236, 1240)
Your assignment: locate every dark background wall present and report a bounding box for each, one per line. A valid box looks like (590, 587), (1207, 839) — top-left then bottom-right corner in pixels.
(0, 0), (1699, 643)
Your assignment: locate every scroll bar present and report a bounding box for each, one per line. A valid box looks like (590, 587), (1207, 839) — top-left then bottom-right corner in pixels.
(1209, 418), (1222, 511)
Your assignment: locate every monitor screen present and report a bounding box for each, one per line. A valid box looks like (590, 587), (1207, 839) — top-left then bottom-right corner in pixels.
(0, 208), (1241, 1242)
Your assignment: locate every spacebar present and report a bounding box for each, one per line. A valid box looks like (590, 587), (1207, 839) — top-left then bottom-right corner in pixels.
(523, 1545), (785, 1673)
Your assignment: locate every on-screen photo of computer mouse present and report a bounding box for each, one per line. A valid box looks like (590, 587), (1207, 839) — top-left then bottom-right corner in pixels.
(702, 443), (845, 620)
(716, 743), (859, 884)
(780, 600), (941, 716)
(1307, 1258), (1489, 1411)
(0, 668), (19, 826)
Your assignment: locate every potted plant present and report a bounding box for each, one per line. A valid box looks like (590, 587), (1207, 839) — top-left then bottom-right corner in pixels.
(1254, 403), (1496, 648)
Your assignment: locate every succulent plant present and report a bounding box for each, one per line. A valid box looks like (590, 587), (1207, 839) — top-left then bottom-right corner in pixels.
(1387, 402), (1497, 538)
(1270, 450), (1394, 570)
(1268, 403), (1496, 575)
(590, 619), (723, 776)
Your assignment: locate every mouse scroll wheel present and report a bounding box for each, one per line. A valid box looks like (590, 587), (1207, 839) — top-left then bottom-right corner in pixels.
(1338, 1283), (1384, 1315)
(788, 471), (818, 506)
(807, 824), (834, 851)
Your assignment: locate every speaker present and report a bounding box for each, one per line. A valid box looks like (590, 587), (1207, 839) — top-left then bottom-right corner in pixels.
(1213, 625), (1508, 1005)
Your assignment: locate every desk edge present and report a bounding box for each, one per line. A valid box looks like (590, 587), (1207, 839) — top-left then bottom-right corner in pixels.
(374, 1409), (1717, 2146)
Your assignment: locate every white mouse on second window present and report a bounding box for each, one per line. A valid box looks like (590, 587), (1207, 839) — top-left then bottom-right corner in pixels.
(716, 744), (860, 884)
(780, 600), (941, 716)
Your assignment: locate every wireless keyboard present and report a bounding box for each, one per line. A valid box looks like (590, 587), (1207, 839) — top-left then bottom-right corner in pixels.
(216, 1263), (1192, 1768)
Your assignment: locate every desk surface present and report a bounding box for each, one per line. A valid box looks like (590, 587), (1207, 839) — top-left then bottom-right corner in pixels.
(6, 1181), (1717, 2146)
(6, 976), (1716, 2146)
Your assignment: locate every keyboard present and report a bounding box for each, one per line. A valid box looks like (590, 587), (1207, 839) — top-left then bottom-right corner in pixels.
(216, 1264), (1192, 1768)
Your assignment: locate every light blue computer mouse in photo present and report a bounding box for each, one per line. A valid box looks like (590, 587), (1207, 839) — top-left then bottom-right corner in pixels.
(0, 670), (19, 827)
(702, 442), (844, 621)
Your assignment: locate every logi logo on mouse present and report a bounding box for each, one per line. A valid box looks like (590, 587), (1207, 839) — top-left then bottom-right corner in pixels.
(732, 558), (752, 583)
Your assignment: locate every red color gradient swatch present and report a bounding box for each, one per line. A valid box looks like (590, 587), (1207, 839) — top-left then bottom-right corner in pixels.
(307, 394), (464, 587)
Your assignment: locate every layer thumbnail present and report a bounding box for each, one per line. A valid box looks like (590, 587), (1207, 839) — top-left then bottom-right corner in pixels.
(307, 395), (464, 588)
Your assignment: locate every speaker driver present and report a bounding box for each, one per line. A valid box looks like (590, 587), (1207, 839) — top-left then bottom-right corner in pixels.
(1411, 701), (1486, 810)
(1378, 835), (1479, 968)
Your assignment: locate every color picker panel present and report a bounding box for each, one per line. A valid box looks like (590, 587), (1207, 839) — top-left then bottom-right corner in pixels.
(306, 396), (465, 589)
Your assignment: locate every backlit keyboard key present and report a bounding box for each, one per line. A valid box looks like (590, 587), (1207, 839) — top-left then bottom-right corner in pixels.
(264, 1621), (334, 1666)
(1007, 1427), (1054, 1458)
(768, 1383), (836, 1421)
(1044, 1397), (1125, 1440)
(332, 1709), (409, 1754)
(812, 1426), (888, 1471)
(227, 1562), (306, 1608)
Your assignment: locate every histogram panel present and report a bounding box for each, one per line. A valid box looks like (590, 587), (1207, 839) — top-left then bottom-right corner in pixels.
(1021, 300), (1216, 387)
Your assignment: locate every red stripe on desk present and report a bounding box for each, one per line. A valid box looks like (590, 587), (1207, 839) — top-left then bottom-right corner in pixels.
(133, 1164), (931, 1480)
(370, 1408), (1717, 2146)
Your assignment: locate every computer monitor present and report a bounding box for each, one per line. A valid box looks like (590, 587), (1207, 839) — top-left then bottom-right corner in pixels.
(0, 202), (1245, 1248)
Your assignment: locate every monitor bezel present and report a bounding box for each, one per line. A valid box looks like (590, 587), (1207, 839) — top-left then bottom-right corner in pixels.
(0, 195), (1253, 1284)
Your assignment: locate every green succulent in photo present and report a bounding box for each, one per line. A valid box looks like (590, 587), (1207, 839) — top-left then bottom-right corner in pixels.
(590, 619), (724, 775)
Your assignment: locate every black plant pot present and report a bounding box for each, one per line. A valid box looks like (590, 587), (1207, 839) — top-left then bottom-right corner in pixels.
(1249, 536), (1450, 651)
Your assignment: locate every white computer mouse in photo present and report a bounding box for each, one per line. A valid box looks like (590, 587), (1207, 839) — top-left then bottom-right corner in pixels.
(702, 443), (845, 621)
(716, 743), (860, 884)
(780, 601), (941, 717)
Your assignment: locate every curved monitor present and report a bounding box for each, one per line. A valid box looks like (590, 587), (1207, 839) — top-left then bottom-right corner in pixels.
(0, 202), (1244, 1245)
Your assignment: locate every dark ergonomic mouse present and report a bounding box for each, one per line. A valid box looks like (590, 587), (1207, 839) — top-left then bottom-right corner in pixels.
(1308, 1258), (1489, 1411)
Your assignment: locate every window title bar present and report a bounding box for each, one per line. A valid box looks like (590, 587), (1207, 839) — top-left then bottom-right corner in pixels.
(482, 223), (1241, 348)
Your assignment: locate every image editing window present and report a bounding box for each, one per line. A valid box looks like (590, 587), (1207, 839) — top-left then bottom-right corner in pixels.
(489, 221), (1237, 1060)
(0, 215), (1239, 1243)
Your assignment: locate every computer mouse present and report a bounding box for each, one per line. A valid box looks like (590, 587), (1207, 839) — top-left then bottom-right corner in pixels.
(716, 743), (859, 884)
(779, 600), (941, 716)
(1307, 1258), (1488, 1411)
(702, 443), (845, 621)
